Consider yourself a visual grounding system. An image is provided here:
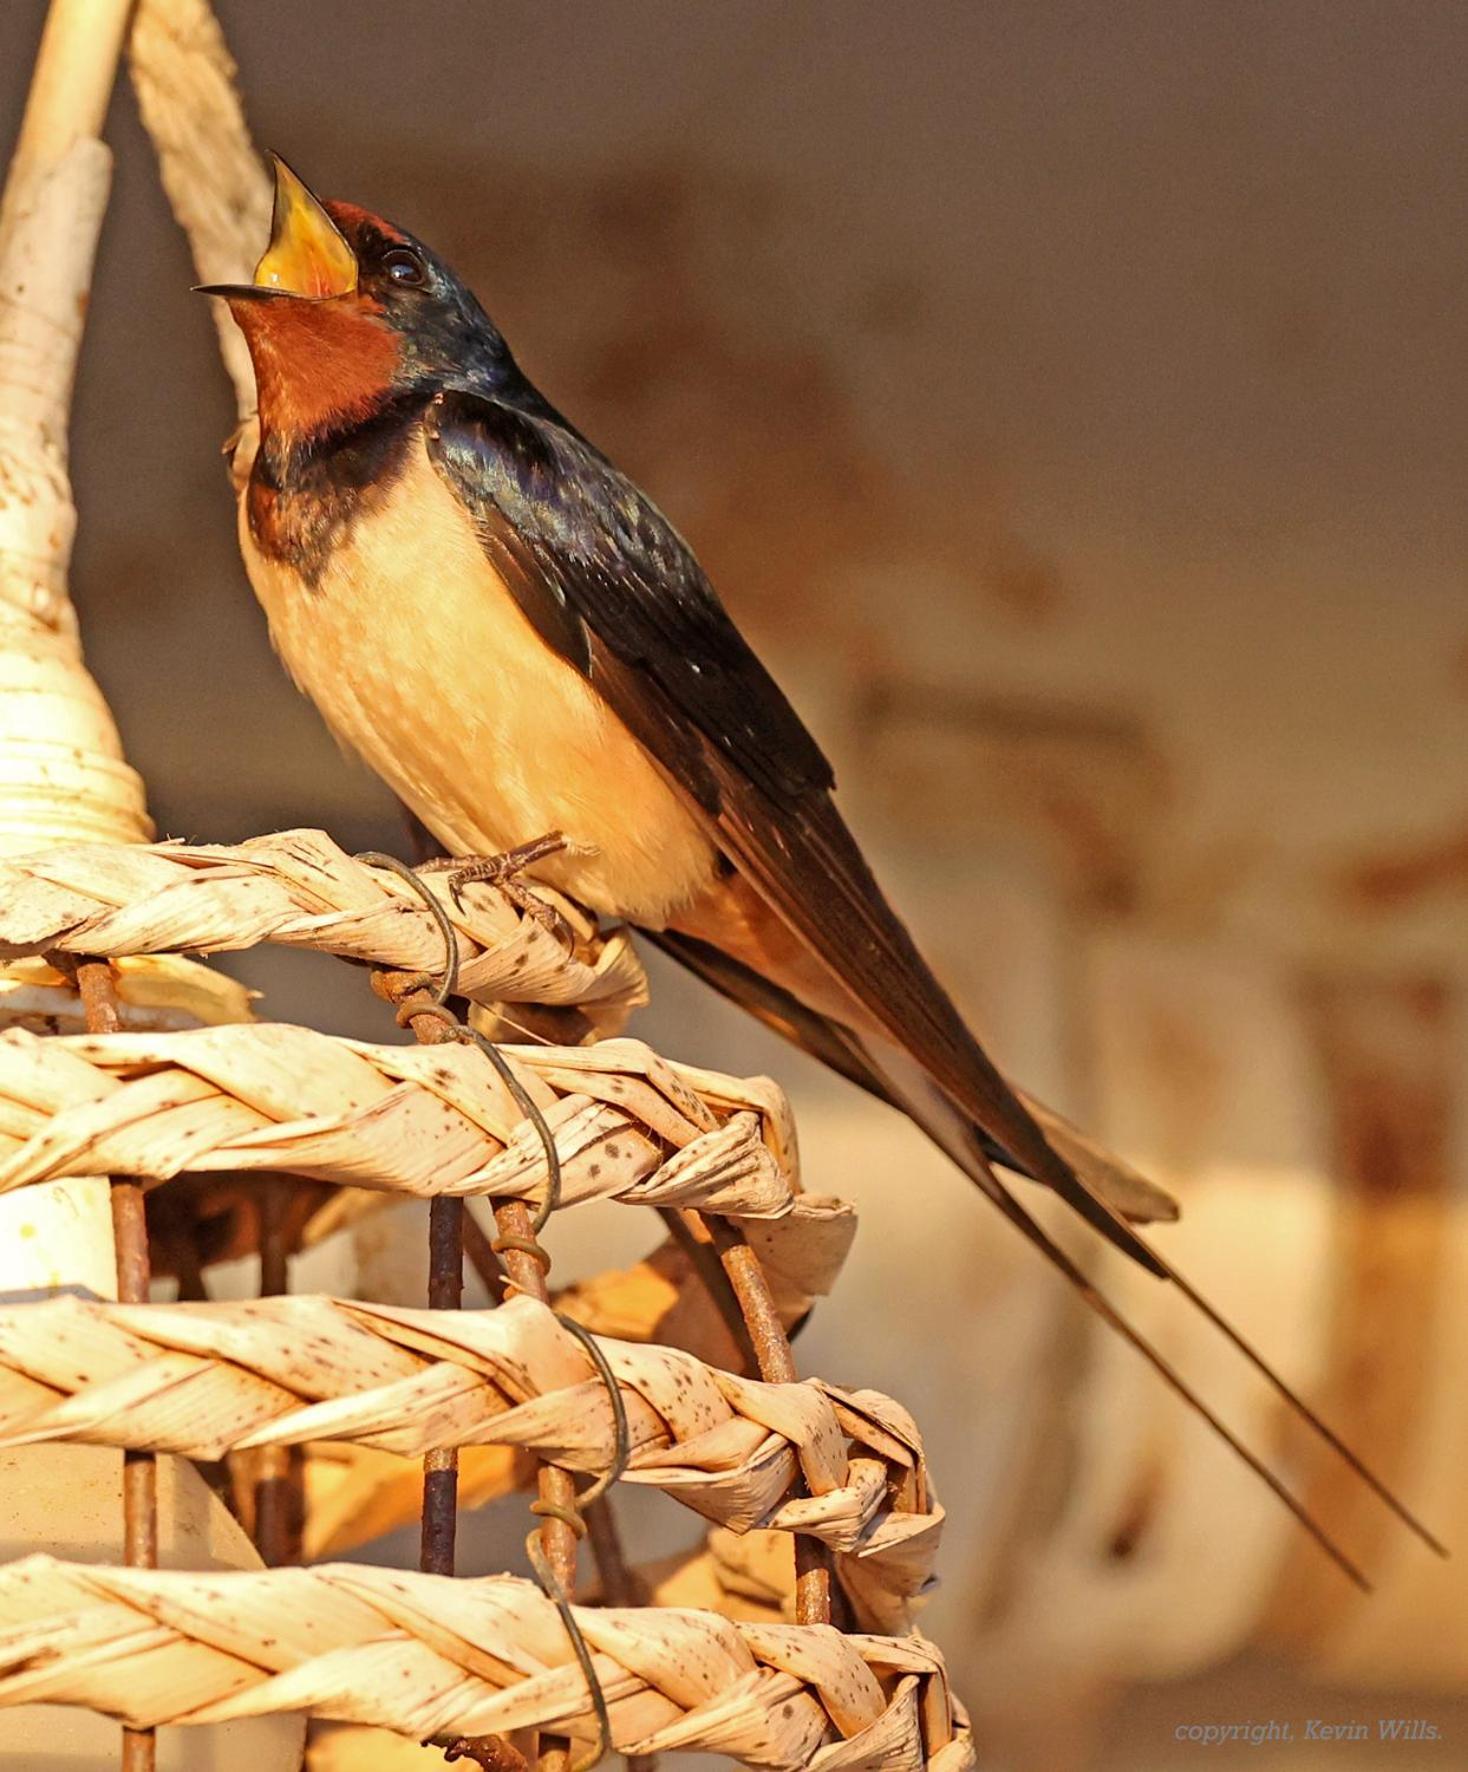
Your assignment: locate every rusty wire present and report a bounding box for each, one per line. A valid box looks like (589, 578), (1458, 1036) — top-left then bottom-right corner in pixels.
(356, 849), (462, 1005)
(359, 850), (627, 1769)
(375, 845), (837, 1638)
(67, 956), (159, 1772)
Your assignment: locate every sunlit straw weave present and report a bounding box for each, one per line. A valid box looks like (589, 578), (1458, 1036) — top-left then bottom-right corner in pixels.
(0, 1556), (973, 1768)
(0, 827), (646, 1027)
(0, 1292), (939, 1631)
(0, 1021), (783, 1201)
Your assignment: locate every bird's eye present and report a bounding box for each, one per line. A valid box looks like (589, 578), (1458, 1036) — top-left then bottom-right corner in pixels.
(381, 248), (426, 287)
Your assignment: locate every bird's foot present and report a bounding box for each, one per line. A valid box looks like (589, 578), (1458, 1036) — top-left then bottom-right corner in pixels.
(419, 833), (573, 946)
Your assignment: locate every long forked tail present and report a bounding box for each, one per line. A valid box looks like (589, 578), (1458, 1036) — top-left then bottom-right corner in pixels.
(647, 924), (1449, 1588)
(880, 1047), (1449, 1587)
(970, 1140), (1449, 1582)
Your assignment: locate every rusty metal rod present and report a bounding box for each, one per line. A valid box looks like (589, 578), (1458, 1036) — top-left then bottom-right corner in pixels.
(75, 958), (157, 1772)
(704, 1215), (835, 1627)
(422, 1191), (465, 1575)
(580, 1494), (656, 1772)
(491, 1194), (580, 1593)
(372, 970), (578, 1772)
(253, 1176), (302, 1566)
(495, 1192), (578, 1772)
(480, 1179), (630, 1770)
(375, 982), (466, 1578)
(657, 1206), (759, 1375)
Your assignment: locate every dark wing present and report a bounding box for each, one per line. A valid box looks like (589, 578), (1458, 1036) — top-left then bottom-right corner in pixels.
(428, 387), (830, 810)
(648, 925), (1181, 1226)
(424, 390), (1447, 1573)
(427, 387), (1164, 1269)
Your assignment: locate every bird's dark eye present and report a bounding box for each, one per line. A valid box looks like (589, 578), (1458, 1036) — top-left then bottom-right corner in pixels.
(381, 248), (426, 287)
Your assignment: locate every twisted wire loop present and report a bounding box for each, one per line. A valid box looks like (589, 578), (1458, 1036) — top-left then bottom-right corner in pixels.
(359, 889), (603, 1770)
(367, 871), (635, 1771)
(356, 850), (462, 1006)
(357, 846), (570, 1240)
(379, 988), (619, 1767)
(0, 827), (647, 1028)
(386, 994), (565, 1248)
(522, 1315), (632, 1770)
(0, 1557), (975, 1768)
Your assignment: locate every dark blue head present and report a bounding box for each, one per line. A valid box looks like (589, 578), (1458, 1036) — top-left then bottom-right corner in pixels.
(203, 157), (517, 441)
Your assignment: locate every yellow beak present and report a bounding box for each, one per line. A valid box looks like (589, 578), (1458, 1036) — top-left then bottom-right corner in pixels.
(251, 155), (357, 299)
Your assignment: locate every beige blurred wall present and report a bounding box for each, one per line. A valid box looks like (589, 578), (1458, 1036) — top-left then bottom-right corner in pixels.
(3, 4), (1467, 1769)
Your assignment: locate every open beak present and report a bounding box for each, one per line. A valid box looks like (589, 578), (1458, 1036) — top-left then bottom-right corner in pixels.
(196, 154), (357, 301)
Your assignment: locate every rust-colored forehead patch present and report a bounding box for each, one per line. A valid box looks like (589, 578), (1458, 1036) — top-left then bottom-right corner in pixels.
(324, 200), (411, 251)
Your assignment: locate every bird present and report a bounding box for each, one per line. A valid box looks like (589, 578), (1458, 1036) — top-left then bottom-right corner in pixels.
(202, 156), (1441, 1583)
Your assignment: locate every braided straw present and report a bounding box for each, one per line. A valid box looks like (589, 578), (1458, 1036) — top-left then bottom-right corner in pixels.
(0, 1292), (936, 1631)
(0, 827), (646, 1027)
(0, 1556), (972, 1767)
(299, 1229), (858, 1563)
(0, 1022), (802, 1211)
(0, 1017), (855, 1308)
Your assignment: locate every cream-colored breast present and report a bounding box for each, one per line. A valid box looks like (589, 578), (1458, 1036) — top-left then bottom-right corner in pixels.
(238, 428), (717, 925)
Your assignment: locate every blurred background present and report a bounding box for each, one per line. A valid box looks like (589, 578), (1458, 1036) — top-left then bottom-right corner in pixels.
(4, 2), (1467, 1767)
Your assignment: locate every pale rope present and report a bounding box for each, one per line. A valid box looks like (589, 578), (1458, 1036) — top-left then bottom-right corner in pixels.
(0, 826), (646, 1027)
(129, 0), (270, 417)
(0, 1555), (973, 1768)
(0, 1292), (939, 1632)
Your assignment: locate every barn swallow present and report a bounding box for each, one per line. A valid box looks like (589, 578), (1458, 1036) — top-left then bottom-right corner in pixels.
(201, 157), (1440, 1578)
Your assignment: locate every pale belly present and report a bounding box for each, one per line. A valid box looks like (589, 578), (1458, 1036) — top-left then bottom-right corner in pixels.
(238, 434), (719, 925)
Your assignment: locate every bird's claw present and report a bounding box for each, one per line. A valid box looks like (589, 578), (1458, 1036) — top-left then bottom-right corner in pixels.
(419, 833), (575, 949)
(493, 875), (578, 951)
